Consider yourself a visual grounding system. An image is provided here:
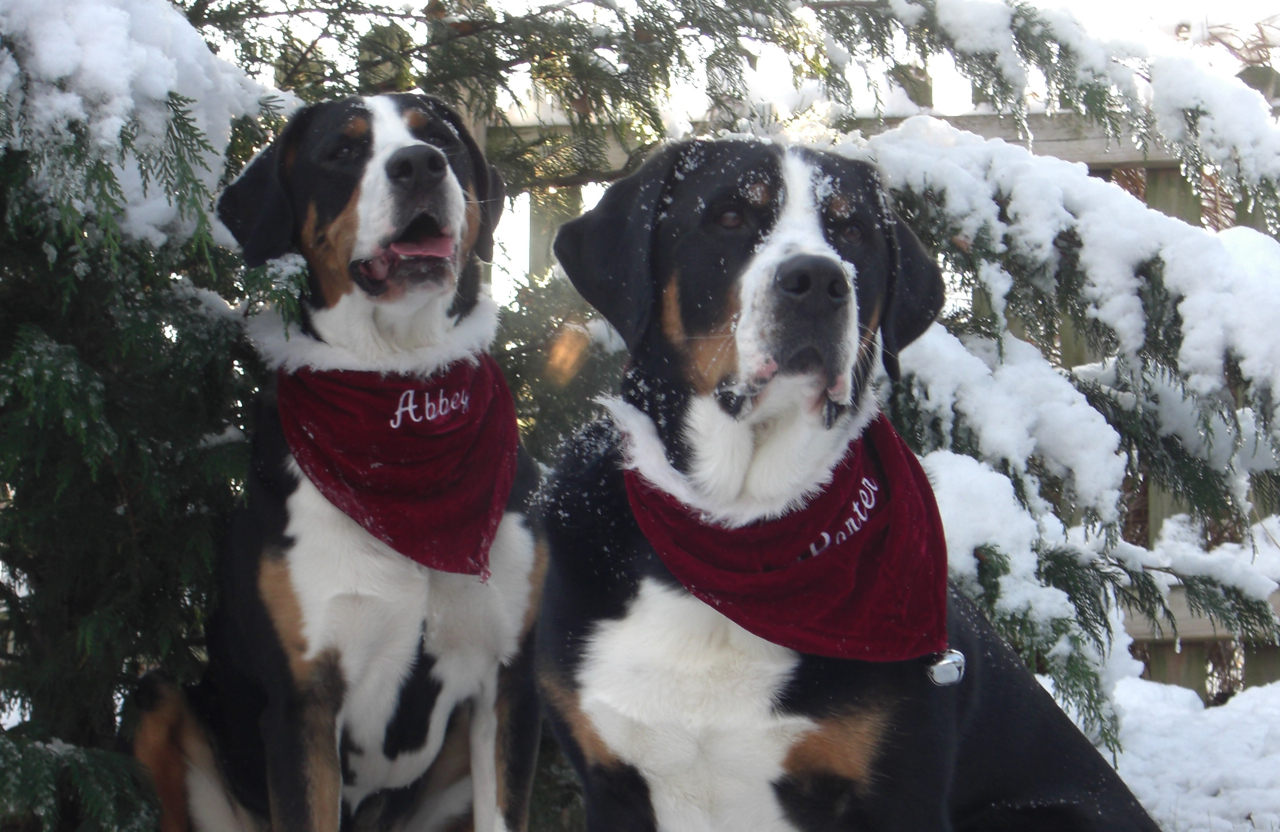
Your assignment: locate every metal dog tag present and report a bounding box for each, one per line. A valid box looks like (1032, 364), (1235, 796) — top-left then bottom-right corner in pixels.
(926, 650), (966, 686)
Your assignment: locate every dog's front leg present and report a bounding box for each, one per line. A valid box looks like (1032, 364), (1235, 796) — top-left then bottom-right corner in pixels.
(469, 670), (501, 832)
(260, 654), (345, 832)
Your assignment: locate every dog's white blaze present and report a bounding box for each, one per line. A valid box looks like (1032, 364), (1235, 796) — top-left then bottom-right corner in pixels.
(280, 462), (536, 813)
(577, 579), (814, 832)
(734, 151), (857, 387)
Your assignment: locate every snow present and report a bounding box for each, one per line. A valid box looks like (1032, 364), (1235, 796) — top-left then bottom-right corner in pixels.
(934, 0), (1027, 91)
(1150, 56), (1280, 191)
(1115, 678), (1280, 831)
(0, 0), (271, 245)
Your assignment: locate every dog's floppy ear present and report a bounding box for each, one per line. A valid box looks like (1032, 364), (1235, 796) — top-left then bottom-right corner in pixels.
(217, 105), (316, 268)
(553, 142), (689, 351)
(424, 95), (505, 262)
(880, 212), (945, 381)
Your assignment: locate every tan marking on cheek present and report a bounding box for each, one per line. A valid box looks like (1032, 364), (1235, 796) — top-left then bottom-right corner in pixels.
(857, 304), (884, 372)
(257, 555), (313, 683)
(783, 708), (888, 788)
(660, 275), (686, 348)
(461, 184), (482, 260)
(662, 276), (741, 396)
(538, 673), (618, 768)
(687, 296), (740, 397)
(298, 195), (360, 307)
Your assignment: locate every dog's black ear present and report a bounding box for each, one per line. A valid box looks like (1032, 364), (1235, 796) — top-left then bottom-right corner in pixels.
(881, 213), (945, 381)
(217, 105), (316, 268)
(424, 95), (505, 262)
(553, 142), (689, 351)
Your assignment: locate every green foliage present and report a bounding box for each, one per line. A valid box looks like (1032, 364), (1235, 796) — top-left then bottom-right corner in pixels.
(0, 735), (156, 832)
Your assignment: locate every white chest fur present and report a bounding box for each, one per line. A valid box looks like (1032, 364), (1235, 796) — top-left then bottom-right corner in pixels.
(281, 460), (535, 812)
(577, 579), (814, 832)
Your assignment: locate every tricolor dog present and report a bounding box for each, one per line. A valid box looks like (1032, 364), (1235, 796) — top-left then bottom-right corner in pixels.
(538, 139), (1159, 831)
(134, 94), (543, 832)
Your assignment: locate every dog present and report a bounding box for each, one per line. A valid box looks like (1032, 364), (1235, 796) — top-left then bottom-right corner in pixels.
(134, 93), (543, 832)
(536, 138), (1160, 832)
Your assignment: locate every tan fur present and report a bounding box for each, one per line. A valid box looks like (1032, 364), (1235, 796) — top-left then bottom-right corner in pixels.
(856, 305), (883, 378)
(300, 653), (344, 832)
(521, 542), (549, 639)
(258, 554), (313, 683)
(299, 198), (361, 308)
(461, 184), (482, 260)
(344, 116), (370, 139)
(133, 683), (194, 832)
(782, 708), (889, 788)
(538, 672), (617, 768)
(661, 276), (740, 396)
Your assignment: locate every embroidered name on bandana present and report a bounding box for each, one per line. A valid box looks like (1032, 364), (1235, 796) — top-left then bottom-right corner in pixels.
(624, 415), (947, 662)
(276, 354), (518, 577)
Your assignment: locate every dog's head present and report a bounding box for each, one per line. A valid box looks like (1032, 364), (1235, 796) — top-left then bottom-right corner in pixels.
(219, 93), (504, 352)
(555, 139), (943, 511)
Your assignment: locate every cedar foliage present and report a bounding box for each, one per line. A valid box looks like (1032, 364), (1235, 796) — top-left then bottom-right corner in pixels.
(2, 1), (1280, 830)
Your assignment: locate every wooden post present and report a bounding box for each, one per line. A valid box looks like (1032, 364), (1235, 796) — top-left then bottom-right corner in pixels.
(1244, 643), (1280, 689)
(1142, 641), (1210, 704)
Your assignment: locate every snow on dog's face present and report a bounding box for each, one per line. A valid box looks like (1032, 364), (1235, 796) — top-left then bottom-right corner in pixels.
(218, 93), (504, 354)
(555, 139), (944, 515)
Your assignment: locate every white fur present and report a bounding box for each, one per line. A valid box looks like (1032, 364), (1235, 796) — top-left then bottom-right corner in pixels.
(277, 464), (536, 812)
(185, 740), (262, 832)
(603, 388), (877, 528)
(353, 96), (467, 265)
(734, 151), (859, 393)
(246, 294), (499, 375)
(577, 579), (814, 832)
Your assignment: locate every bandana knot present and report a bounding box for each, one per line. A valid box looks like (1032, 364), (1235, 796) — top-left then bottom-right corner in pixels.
(276, 354), (519, 578)
(624, 415), (947, 661)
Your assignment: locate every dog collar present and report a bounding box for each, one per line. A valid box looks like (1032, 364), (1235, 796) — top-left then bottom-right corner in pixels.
(276, 354), (518, 578)
(623, 414), (949, 662)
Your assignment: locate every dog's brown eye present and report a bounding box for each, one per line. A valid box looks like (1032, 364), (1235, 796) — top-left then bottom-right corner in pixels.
(841, 224), (864, 245)
(716, 210), (745, 229)
(329, 144), (355, 162)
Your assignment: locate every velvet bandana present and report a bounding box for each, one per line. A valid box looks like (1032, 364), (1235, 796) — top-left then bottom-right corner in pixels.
(276, 354), (518, 578)
(624, 414), (948, 662)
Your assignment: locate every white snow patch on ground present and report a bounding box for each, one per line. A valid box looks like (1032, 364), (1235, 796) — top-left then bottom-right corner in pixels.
(1115, 678), (1280, 832)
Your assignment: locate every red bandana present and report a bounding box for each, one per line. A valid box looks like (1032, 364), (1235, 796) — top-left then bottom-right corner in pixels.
(276, 354), (518, 577)
(624, 415), (947, 662)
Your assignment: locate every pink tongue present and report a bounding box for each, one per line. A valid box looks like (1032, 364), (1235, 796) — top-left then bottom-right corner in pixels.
(389, 236), (455, 258)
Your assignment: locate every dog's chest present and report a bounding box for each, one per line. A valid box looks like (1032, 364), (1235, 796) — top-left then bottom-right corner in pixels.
(577, 578), (814, 832)
(280, 463), (534, 808)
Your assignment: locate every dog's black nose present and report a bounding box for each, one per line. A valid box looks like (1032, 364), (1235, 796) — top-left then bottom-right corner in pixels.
(386, 145), (448, 191)
(774, 255), (850, 310)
